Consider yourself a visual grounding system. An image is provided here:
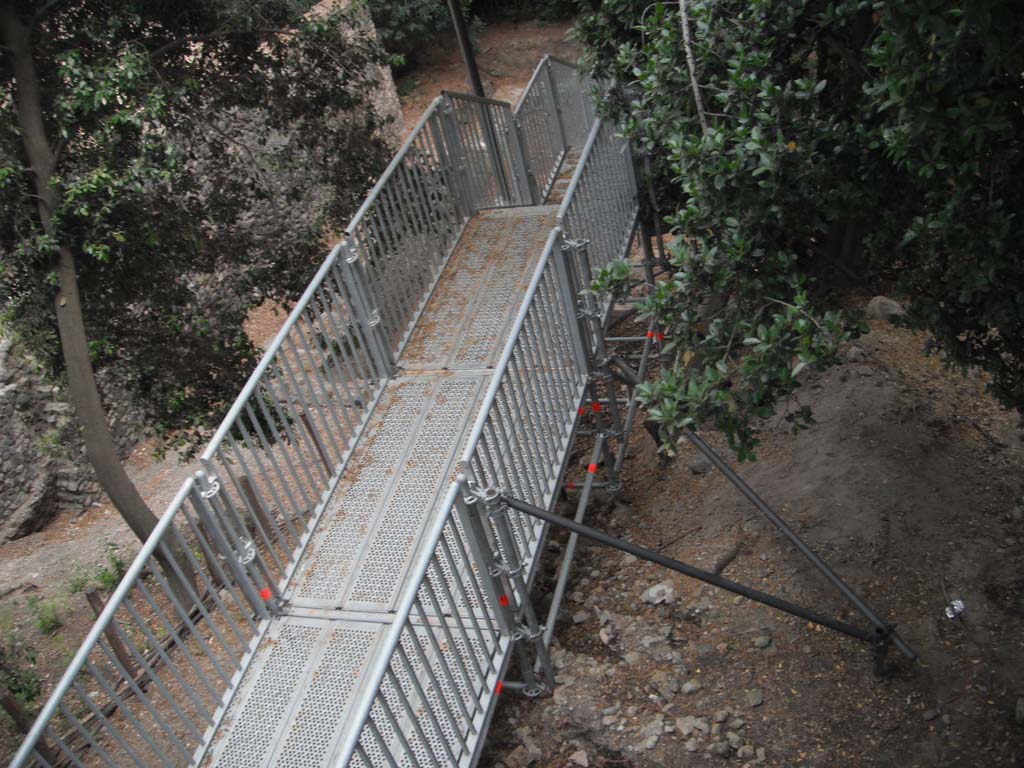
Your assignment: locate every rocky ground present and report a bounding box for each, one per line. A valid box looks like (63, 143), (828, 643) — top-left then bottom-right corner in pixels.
(481, 310), (1024, 768)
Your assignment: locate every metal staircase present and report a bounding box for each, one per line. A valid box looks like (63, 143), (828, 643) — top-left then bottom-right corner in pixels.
(10, 57), (652, 768)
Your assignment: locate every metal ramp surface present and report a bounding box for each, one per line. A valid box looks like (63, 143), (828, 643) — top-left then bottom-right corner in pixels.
(11, 56), (651, 768)
(205, 207), (557, 767)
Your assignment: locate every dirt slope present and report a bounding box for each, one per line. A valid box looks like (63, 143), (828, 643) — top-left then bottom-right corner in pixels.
(483, 318), (1024, 768)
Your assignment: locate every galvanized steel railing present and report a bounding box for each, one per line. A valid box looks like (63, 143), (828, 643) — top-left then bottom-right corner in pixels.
(559, 117), (641, 276)
(9, 241), (391, 768)
(345, 91), (532, 360)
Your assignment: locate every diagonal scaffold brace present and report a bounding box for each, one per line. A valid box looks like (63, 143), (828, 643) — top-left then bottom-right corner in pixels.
(502, 427), (918, 675)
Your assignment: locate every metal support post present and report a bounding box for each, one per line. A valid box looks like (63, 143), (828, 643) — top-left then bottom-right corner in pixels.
(506, 113), (535, 205)
(191, 475), (272, 620)
(542, 434), (606, 649)
(502, 496), (912, 658)
(681, 429), (916, 660)
(437, 99), (474, 219)
(478, 487), (553, 697)
(478, 101), (514, 205)
(452, 478), (516, 637)
(339, 239), (395, 378)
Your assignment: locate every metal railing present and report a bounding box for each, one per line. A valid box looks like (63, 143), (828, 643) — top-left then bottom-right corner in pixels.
(10, 241), (391, 768)
(335, 67), (638, 768)
(11, 57), (608, 768)
(559, 117), (640, 277)
(345, 91), (532, 360)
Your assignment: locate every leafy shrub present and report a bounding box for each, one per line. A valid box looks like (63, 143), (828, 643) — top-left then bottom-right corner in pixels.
(0, 625), (41, 707)
(362, 0), (474, 70)
(28, 597), (64, 634)
(577, 0), (1024, 456)
(95, 548), (129, 591)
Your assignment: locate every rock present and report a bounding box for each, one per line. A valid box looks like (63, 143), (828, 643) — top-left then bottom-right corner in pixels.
(725, 731), (743, 749)
(1016, 697), (1024, 724)
(676, 715), (699, 736)
(641, 581), (677, 605)
(685, 738), (700, 753)
(550, 648), (570, 670)
(752, 635), (772, 649)
(503, 745), (531, 768)
(599, 626), (614, 645)
(737, 745), (755, 760)
(652, 672), (681, 697)
(635, 716), (664, 751)
(713, 709), (730, 724)
(687, 455), (714, 475)
(922, 708), (939, 721)
(745, 688), (764, 708)
(624, 651), (643, 665)
(602, 703), (621, 716)
(845, 345), (867, 363)
(568, 750), (589, 767)
(866, 295), (904, 320)
(727, 717), (745, 730)
(572, 610), (590, 625)
(682, 679), (703, 695)
(757, 747), (767, 762)
(709, 741), (732, 757)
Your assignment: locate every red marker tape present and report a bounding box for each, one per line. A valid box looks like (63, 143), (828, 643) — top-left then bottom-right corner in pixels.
(495, 681), (503, 695)
(499, 594), (509, 607)
(587, 463), (598, 474)
(577, 406), (585, 416)
(657, 332), (665, 342)
(646, 330), (654, 339)
(566, 482), (575, 490)
(259, 588), (272, 601)
(591, 402), (601, 413)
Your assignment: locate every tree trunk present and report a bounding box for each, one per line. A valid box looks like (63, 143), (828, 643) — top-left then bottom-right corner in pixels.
(2, 4), (160, 543)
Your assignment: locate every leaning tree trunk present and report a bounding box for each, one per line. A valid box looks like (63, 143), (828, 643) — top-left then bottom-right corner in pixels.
(2, 5), (159, 544)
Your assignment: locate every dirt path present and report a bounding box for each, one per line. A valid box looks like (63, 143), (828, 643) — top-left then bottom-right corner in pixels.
(482, 316), (1024, 768)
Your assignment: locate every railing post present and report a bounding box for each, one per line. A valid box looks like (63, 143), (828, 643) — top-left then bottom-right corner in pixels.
(478, 101), (513, 205)
(543, 57), (568, 153)
(339, 238), (395, 379)
(438, 95), (475, 218)
(192, 474), (272, 620)
(477, 484), (553, 697)
(453, 476), (516, 637)
(509, 113), (536, 205)
(551, 229), (590, 378)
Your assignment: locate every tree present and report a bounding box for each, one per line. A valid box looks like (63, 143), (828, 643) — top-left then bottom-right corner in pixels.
(0, 0), (392, 540)
(577, 0), (1024, 459)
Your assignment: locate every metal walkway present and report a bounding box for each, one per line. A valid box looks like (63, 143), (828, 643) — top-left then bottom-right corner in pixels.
(11, 57), (647, 768)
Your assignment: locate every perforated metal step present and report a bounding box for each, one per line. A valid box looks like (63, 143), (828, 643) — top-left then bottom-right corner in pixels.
(205, 205), (565, 768)
(399, 206), (557, 372)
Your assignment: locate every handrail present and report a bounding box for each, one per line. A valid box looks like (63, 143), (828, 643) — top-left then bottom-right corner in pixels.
(512, 54), (551, 118)
(345, 96), (444, 235)
(200, 243), (345, 464)
(9, 480), (197, 768)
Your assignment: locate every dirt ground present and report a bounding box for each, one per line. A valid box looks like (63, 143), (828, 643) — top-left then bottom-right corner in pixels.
(481, 315), (1024, 768)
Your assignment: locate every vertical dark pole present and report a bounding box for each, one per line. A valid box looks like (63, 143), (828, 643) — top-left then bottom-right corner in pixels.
(446, 0), (485, 97)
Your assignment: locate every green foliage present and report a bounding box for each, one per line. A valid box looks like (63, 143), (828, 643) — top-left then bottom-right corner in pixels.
(577, 0), (1024, 456)
(1, 1), (392, 456)
(362, 0), (474, 70)
(28, 597), (64, 634)
(0, 618), (41, 707)
(94, 548), (129, 591)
